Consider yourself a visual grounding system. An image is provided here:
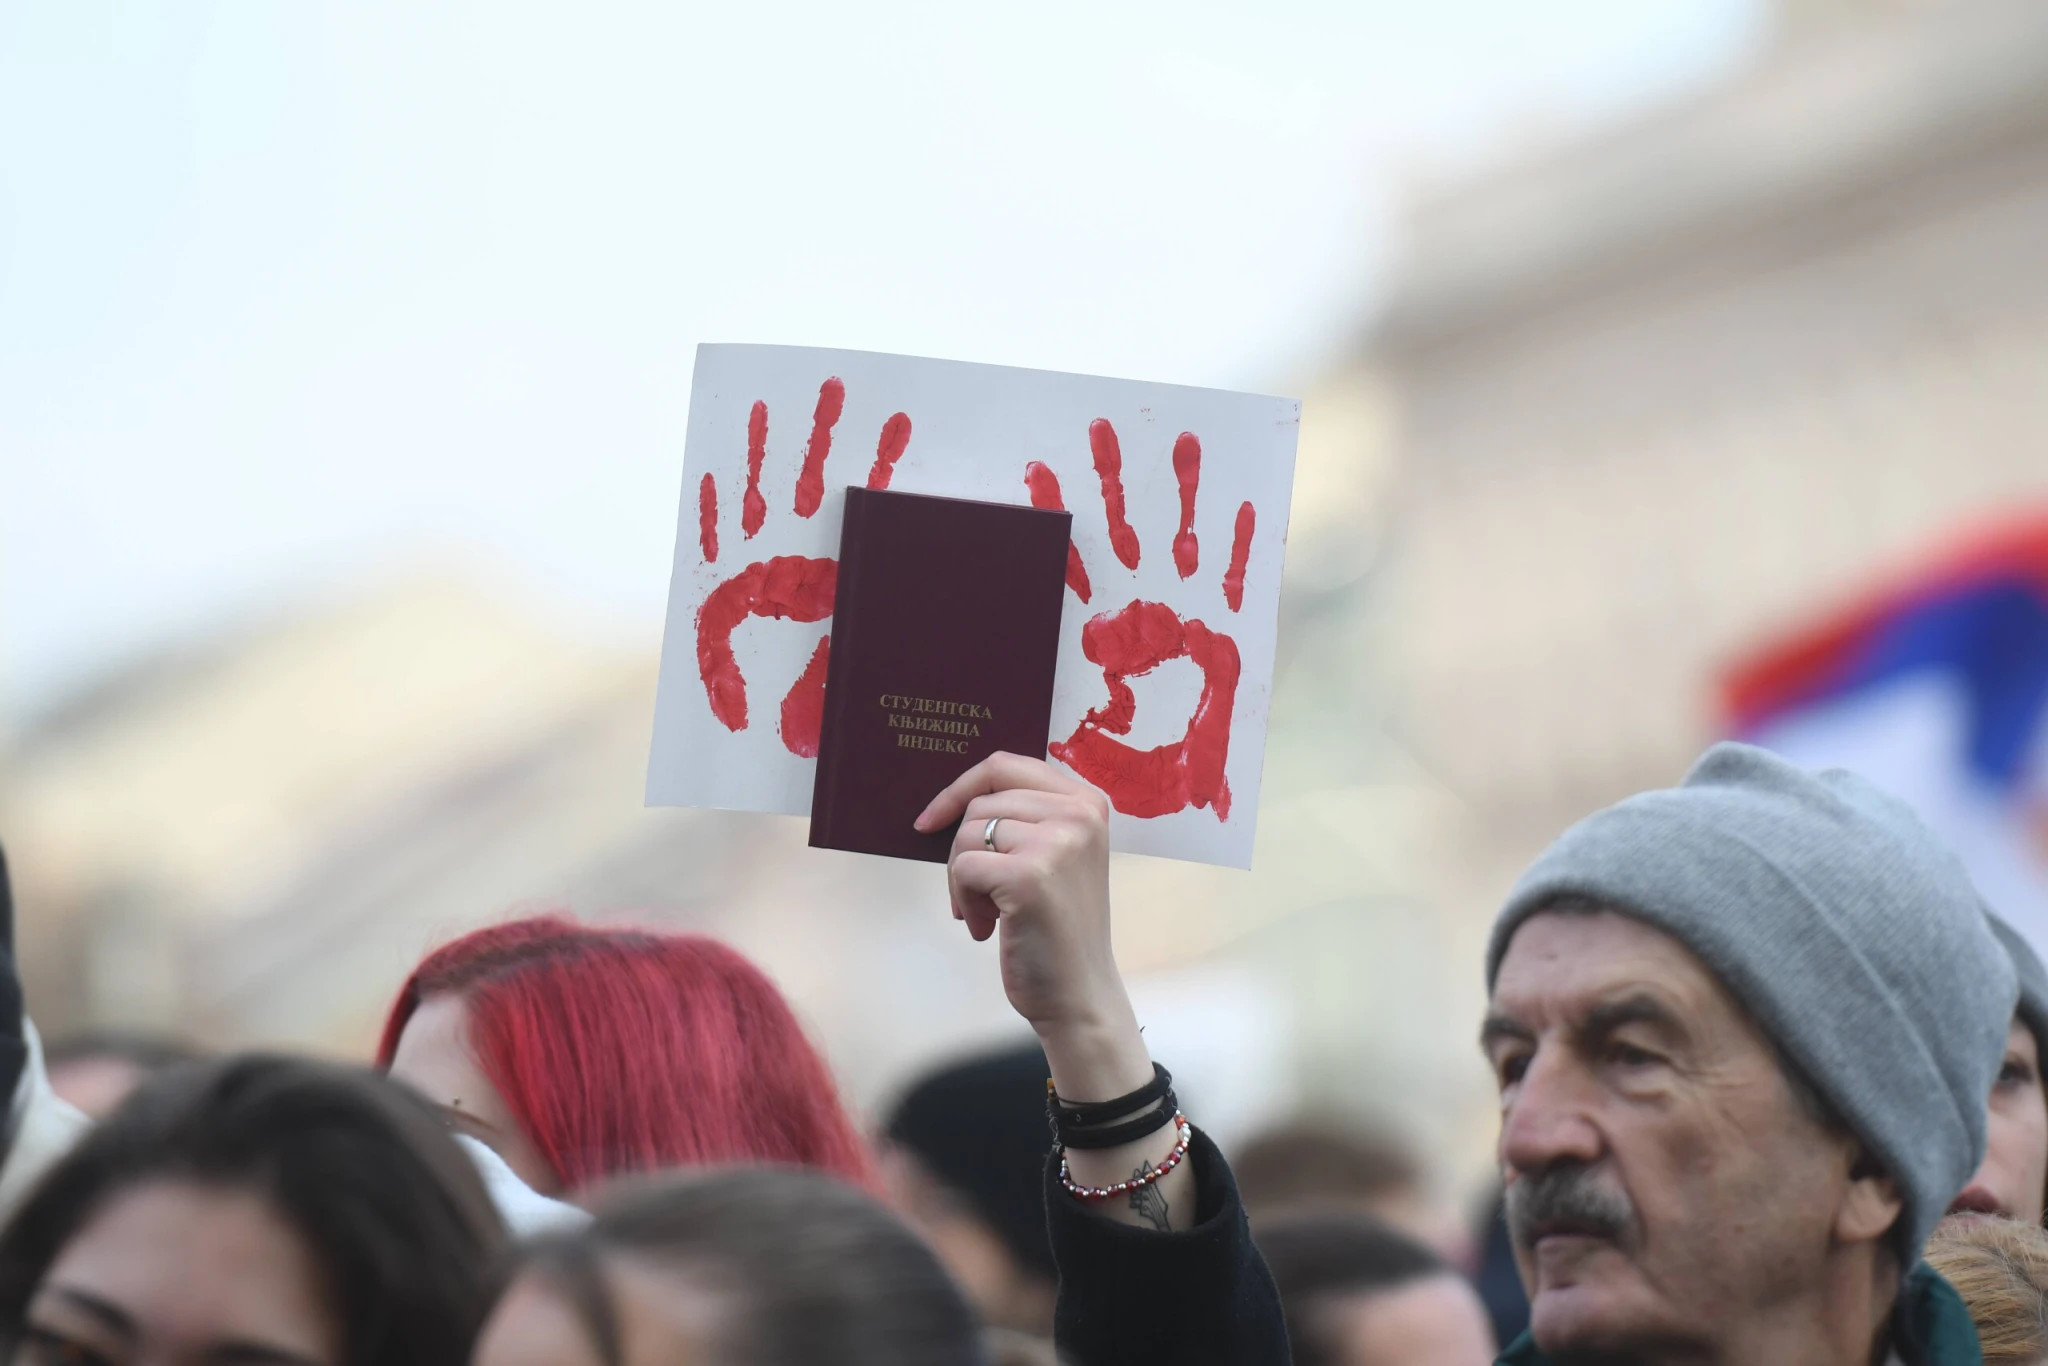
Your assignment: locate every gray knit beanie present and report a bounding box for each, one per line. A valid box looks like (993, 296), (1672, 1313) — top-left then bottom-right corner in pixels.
(1485, 742), (2014, 1261)
(1986, 913), (2048, 1051)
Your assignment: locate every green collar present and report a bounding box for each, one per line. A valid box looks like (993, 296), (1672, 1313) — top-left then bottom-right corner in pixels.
(1496, 1263), (1981, 1366)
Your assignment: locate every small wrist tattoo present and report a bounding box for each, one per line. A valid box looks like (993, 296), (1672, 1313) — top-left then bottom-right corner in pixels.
(1129, 1160), (1171, 1231)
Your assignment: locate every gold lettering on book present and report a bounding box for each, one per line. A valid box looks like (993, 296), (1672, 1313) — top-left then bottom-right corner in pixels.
(879, 693), (991, 753)
(878, 694), (994, 719)
(897, 733), (968, 754)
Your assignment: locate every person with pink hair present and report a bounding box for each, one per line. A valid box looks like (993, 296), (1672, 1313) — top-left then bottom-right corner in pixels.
(379, 915), (873, 1198)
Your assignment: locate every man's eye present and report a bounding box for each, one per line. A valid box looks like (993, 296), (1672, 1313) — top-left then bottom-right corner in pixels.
(1610, 1042), (1659, 1068)
(1495, 1053), (1530, 1087)
(2000, 1058), (2037, 1087)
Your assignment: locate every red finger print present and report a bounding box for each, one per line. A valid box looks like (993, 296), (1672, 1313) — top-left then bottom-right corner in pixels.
(1024, 461), (1093, 603)
(865, 412), (912, 490)
(1087, 419), (1142, 570)
(1180, 620), (1238, 816)
(742, 402), (769, 539)
(1018, 423), (1251, 824)
(1223, 501), (1254, 612)
(695, 555), (838, 734)
(698, 474), (719, 562)
(792, 377), (846, 518)
(779, 636), (832, 757)
(1171, 432), (1201, 579)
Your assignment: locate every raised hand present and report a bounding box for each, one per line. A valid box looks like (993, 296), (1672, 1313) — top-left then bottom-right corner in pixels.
(916, 753), (1125, 1027)
(916, 753), (1193, 1231)
(1024, 421), (1255, 821)
(694, 379), (912, 757)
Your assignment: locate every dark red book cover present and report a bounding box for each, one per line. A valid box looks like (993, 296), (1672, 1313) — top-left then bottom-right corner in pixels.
(809, 487), (1073, 861)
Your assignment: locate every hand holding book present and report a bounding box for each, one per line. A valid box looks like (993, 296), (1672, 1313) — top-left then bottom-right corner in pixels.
(916, 753), (1194, 1231)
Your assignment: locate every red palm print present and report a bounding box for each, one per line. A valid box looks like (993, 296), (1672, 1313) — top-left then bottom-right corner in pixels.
(695, 378), (912, 757)
(1025, 420), (1257, 820)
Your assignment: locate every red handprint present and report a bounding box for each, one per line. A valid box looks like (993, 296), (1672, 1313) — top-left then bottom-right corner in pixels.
(696, 378), (912, 757)
(1025, 420), (1257, 820)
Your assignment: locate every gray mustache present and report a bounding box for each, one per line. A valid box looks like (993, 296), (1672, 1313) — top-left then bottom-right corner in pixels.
(1506, 1166), (1635, 1250)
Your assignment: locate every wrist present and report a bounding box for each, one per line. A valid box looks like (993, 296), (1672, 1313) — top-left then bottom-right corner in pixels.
(1034, 1001), (1152, 1103)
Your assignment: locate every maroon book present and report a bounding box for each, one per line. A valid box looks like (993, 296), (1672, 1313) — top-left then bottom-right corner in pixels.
(809, 486), (1073, 861)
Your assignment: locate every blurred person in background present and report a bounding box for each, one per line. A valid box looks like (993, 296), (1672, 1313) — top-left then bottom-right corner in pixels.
(1950, 914), (2048, 1225)
(1234, 1120), (1459, 1254)
(0, 1053), (507, 1366)
(379, 914), (874, 1199)
(1258, 1210), (1493, 1366)
(43, 1031), (203, 1120)
(0, 841), (92, 1221)
(881, 1042), (1060, 1337)
(1483, 745), (2007, 1365)
(1923, 1216), (2048, 1365)
(473, 1166), (986, 1366)
(3, 842), (575, 1242)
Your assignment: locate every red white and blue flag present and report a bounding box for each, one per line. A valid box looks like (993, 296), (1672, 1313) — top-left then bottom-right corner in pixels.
(1723, 512), (2048, 948)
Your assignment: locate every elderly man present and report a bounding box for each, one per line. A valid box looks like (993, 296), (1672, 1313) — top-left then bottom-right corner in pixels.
(1949, 915), (2048, 1224)
(916, 744), (2019, 1364)
(1481, 744), (2012, 1365)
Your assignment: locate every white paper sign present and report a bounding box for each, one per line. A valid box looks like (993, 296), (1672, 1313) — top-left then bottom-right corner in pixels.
(648, 344), (1300, 868)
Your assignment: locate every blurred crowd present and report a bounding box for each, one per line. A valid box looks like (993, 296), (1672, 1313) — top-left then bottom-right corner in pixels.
(7, 1), (2048, 1359)
(1, 740), (2048, 1366)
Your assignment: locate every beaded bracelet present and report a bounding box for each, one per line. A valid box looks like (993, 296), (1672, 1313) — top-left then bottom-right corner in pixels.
(1056, 1114), (1192, 1202)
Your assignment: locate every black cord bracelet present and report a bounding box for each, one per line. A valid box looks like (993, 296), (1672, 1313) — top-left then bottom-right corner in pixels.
(1046, 1064), (1178, 1148)
(1057, 1091), (1180, 1149)
(1047, 1063), (1172, 1128)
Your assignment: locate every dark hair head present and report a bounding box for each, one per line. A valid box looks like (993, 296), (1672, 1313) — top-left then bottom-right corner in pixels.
(525, 1166), (987, 1366)
(0, 1053), (508, 1366)
(1256, 1211), (1450, 1366)
(883, 1042), (1056, 1282)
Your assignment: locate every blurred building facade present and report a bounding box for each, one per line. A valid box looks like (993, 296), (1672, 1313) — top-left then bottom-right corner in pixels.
(5, 0), (2046, 1212)
(1376, 0), (2048, 975)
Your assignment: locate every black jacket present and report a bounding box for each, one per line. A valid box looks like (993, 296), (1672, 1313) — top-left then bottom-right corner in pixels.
(1045, 1126), (1290, 1366)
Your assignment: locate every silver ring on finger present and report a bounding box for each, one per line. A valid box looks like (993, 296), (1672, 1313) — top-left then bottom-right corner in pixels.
(983, 817), (1002, 853)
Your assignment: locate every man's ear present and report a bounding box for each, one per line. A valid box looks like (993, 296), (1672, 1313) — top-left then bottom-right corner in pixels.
(1835, 1145), (1904, 1247)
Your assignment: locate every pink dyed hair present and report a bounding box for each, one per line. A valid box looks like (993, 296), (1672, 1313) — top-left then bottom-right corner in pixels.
(377, 915), (874, 1193)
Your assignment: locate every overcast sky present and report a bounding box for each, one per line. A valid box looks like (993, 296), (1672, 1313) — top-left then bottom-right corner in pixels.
(0, 0), (1765, 719)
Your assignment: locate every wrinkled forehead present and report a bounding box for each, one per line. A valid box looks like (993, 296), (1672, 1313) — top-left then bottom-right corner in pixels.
(1489, 902), (1755, 1043)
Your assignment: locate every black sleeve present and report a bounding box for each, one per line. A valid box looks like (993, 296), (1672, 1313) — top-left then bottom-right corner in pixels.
(1046, 1125), (1290, 1366)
